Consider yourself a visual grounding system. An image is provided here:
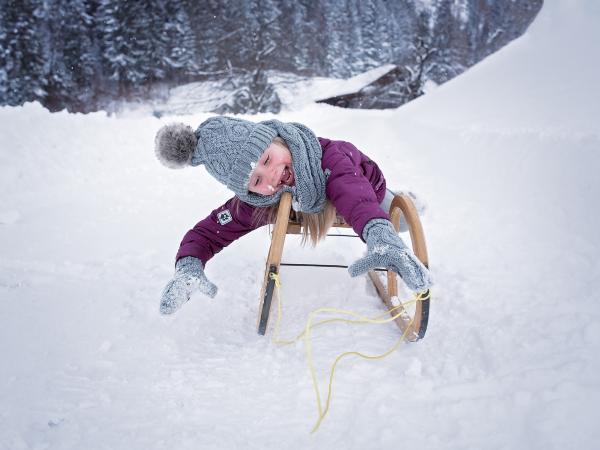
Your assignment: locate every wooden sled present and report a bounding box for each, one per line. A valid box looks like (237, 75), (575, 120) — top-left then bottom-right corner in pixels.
(257, 192), (430, 341)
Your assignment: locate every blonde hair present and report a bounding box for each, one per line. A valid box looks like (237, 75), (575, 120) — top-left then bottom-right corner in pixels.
(246, 136), (337, 246)
(296, 200), (337, 246)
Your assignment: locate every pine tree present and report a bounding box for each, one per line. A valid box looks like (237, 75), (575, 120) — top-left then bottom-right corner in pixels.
(214, 0), (281, 114)
(322, 0), (353, 77)
(184, 0), (219, 78)
(96, 0), (157, 99)
(1, 0), (47, 105)
(277, 0), (314, 74)
(358, 0), (383, 71)
(388, 1), (419, 66)
(161, 0), (198, 82)
(428, 0), (466, 83)
(0, 2), (9, 103)
(41, 0), (97, 111)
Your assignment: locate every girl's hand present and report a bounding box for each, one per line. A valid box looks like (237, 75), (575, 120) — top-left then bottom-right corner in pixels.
(160, 256), (218, 315)
(348, 219), (432, 293)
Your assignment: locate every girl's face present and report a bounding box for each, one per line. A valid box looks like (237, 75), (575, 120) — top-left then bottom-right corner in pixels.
(248, 141), (295, 195)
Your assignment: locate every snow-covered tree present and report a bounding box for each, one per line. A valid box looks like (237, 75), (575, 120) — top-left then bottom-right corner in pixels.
(322, 0), (353, 77)
(96, 0), (159, 98)
(160, 0), (198, 82)
(1, 0), (47, 105)
(214, 0), (282, 114)
(41, 0), (97, 111)
(0, 3), (8, 103)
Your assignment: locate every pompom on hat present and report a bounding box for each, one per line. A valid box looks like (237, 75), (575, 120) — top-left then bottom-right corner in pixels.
(154, 122), (197, 169)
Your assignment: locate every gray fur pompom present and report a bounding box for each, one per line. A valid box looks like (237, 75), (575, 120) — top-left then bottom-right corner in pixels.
(154, 123), (197, 169)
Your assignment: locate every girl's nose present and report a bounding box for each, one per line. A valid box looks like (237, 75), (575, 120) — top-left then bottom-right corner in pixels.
(268, 166), (279, 187)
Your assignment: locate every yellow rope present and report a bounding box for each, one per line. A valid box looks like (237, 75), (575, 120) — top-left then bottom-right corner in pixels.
(268, 271), (429, 433)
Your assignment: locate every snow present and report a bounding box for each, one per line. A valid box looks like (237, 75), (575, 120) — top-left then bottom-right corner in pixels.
(153, 65), (397, 116)
(1, 1), (599, 449)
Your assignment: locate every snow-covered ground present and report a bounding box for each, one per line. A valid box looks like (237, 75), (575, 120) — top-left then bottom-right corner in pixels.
(147, 64), (397, 116)
(1, 1), (599, 449)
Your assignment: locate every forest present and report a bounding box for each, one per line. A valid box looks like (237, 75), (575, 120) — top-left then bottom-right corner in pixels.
(0, 0), (542, 113)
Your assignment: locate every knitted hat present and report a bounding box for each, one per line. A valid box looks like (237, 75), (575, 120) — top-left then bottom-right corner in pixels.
(155, 117), (275, 196)
(154, 116), (327, 213)
(192, 116), (278, 199)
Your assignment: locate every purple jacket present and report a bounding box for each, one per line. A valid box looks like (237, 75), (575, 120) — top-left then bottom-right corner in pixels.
(176, 138), (389, 265)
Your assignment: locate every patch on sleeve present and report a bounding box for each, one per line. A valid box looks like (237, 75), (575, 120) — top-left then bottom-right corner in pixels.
(217, 209), (233, 225)
(324, 168), (331, 179)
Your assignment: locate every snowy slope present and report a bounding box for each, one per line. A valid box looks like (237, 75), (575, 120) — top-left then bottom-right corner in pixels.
(1, 2), (599, 449)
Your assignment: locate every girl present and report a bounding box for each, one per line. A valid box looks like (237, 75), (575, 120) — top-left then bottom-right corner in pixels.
(154, 116), (432, 315)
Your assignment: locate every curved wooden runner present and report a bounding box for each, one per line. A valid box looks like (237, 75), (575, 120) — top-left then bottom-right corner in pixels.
(367, 194), (430, 341)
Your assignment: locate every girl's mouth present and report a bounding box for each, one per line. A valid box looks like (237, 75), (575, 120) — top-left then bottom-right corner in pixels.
(280, 166), (294, 186)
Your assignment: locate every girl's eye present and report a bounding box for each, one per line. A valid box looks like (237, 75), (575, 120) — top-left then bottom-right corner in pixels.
(264, 155), (270, 165)
(254, 177), (260, 187)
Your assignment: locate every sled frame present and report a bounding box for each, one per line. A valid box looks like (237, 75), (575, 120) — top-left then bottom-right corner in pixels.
(257, 192), (430, 341)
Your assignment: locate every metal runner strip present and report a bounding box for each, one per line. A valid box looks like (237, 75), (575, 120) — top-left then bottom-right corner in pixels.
(280, 262), (387, 271)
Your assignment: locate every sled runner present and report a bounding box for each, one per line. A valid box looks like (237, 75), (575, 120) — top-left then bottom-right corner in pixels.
(257, 192), (430, 341)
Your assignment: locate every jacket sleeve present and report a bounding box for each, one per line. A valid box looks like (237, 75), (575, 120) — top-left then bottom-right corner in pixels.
(323, 141), (389, 240)
(175, 197), (270, 266)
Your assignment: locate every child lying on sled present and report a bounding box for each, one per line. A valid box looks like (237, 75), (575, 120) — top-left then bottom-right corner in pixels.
(154, 116), (432, 314)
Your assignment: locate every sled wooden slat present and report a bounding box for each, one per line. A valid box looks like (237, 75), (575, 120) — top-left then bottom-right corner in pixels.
(286, 211), (353, 235)
(257, 191), (431, 340)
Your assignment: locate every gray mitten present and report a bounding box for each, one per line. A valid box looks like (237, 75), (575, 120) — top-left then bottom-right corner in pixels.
(348, 219), (432, 292)
(159, 256), (218, 315)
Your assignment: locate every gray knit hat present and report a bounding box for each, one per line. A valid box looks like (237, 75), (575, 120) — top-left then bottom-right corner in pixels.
(191, 116), (278, 199)
(154, 116), (327, 213)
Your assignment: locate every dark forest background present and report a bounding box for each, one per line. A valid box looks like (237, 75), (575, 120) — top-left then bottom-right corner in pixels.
(0, 0), (542, 114)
